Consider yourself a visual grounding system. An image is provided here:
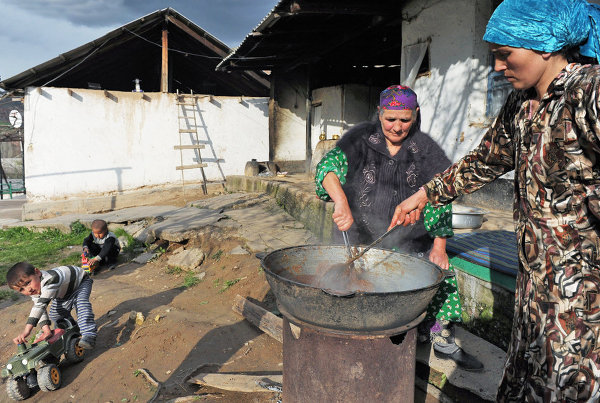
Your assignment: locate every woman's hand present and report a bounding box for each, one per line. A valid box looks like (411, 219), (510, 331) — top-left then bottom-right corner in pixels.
(333, 200), (354, 231)
(429, 247), (449, 270)
(322, 172), (354, 231)
(389, 187), (429, 229)
(429, 237), (449, 270)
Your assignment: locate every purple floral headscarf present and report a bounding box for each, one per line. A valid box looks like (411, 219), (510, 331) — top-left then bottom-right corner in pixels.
(379, 85), (418, 111)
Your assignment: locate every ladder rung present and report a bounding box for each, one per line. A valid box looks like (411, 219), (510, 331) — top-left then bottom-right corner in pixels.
(176, 163), (208, 170)
(177, 103), (196, 106)
(174, 145), (205, 150)
(179, 129), (197, 133)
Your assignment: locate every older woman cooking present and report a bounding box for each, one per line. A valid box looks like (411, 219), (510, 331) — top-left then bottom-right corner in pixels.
(315, 85), (483, 371)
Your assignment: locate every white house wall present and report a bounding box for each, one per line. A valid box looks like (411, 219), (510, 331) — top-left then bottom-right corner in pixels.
(272, 75), (308, 161)
(402, 0), (494, 163)
(24, 87), (269, 200)
(310, 84), (376, 151)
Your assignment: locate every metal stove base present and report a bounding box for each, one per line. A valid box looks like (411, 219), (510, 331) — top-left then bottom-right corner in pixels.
(282, 316), (419, 403)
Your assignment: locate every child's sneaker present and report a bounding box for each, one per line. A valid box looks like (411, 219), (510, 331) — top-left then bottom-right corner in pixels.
(78, 336), (96, 350)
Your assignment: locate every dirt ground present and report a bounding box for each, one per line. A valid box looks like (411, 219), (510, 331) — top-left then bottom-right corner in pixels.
(0, 188), (445, 403)
(0, 192), (284, 403)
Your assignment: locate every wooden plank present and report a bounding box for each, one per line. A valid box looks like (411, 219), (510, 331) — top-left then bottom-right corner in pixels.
(174, 145), (205, 150)
(232, 294), (300, 343)
(188, 373), (282, 393)
(178, 129), (197, 133)
(167, 16), (228, 57)
(161, 29), (168, 93)
(176, 163), (208, 170)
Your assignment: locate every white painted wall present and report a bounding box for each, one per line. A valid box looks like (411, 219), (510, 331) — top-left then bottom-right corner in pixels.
(272, 75), (308, 161)
(23, 87), (269, 200)
(402, 0), (494, 163)
(310, 84), (376, 151)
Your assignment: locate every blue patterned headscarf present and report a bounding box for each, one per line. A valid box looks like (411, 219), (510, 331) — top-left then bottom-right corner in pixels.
(483, 0), (600, 60)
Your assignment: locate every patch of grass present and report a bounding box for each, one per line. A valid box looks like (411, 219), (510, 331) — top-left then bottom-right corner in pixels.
(166, 266), (183, 275)
(0, 289), (19, 302)
(133, 369), (142, 377)
(150, 247), (166, 261)
(218, 278), (241, 293)
(58, 251), (84, 266)
(113, 228), (142, 253)
(211, 250), (224, 261)
(183, 271), (202, 288)
(0, 222), (88, 286)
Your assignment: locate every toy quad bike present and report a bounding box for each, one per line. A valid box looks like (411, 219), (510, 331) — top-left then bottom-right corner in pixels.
(2, 318), (85, 401)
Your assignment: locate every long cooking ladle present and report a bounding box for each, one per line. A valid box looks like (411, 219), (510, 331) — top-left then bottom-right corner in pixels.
(346, 225), (401, 265)
(341, 231), (354, 260)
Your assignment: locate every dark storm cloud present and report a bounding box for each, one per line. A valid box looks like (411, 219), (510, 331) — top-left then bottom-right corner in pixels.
(5, 0), (276, 45)
(0, 0), (276, 79)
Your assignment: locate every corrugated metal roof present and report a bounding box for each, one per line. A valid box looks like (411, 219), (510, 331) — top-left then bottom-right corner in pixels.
(217, 0), (404, 72)
(1, 8), (269, 96)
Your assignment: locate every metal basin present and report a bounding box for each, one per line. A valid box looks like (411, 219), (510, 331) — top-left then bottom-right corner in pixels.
(261, 245), (453, 332)
(452, 205), (487, 229)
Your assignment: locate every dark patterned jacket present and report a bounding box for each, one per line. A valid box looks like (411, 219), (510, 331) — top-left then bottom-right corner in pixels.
(338, 121), (451, 252)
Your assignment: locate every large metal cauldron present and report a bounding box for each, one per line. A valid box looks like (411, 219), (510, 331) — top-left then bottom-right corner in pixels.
(261, 245), (454, 333)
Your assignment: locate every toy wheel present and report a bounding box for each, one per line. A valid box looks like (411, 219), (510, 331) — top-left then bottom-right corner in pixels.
(37, 363), (62, 391)
(64, 337), (85, 364)
(6, 377), (30, 400)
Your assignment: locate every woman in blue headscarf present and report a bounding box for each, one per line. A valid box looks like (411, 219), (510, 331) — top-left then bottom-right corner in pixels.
(391, 0), (600, 401)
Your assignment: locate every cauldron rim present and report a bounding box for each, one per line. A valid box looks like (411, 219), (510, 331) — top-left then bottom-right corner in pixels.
(260, 244), (448, 295)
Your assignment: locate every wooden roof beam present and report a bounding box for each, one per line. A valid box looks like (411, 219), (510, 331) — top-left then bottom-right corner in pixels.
(167, 15), (228, 57)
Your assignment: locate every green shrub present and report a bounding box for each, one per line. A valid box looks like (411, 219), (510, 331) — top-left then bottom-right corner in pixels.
(218, 278), (241, 293)
(166, 266), (183, 275)
(183, 271), (202, 288)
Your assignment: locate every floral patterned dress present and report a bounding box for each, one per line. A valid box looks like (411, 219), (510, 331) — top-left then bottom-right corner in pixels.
(316, 142), (462, 323)
(425, 63), (600, 402)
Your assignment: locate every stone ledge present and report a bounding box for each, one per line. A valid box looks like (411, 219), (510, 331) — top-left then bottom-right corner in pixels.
(21, 183), (219, 220)
(225, 175), (334, 243)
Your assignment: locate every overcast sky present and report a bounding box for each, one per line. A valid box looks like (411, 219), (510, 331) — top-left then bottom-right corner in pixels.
(0, 0), (278, 81)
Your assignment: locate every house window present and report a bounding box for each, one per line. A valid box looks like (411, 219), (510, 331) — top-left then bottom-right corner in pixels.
(401, 39), (431, 86)
(486, 56), (512, 118)
(486, 0), (511, 118)
(417, 47), (430, 78)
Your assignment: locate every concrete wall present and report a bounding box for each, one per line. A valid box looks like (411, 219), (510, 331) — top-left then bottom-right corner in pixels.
(402, 0), (514, 211)
(24, 87), (269, 201)
(310, 84), (377, 150)
(271, 71), (308, 162)
(402, 0), (493, 162)
(272, 79), (379, 168)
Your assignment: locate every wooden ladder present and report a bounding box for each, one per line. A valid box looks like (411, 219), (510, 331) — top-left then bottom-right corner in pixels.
(176, 90), (208, 196)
